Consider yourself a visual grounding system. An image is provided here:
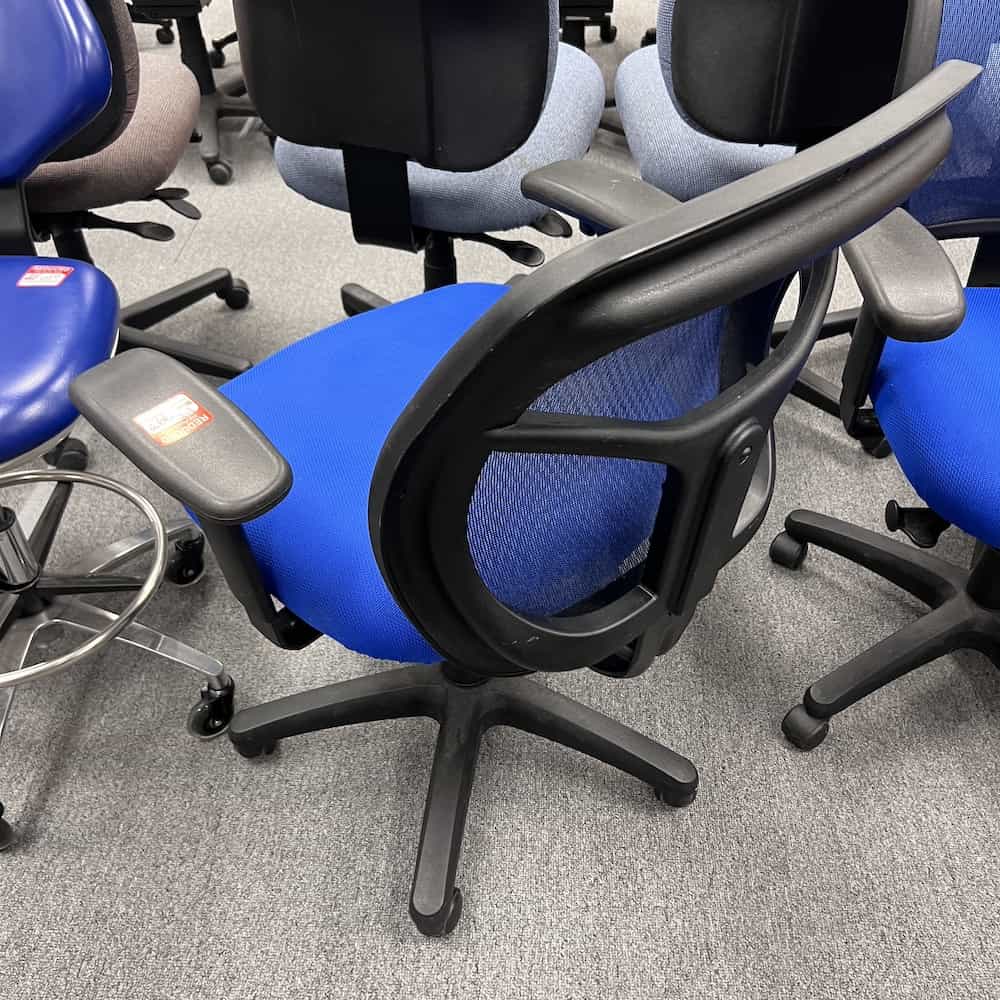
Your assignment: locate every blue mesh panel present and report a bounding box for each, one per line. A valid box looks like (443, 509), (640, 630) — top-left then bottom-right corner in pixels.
(908, 1), (1000, 227)
(467, 310), (725, 616)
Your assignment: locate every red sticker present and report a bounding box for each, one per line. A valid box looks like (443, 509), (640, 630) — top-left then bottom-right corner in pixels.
(17, 265), (75, 288)
(133, 393), (214, 446)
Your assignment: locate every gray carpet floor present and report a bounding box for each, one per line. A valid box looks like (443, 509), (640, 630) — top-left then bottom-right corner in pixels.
(2, 4), (998, 998)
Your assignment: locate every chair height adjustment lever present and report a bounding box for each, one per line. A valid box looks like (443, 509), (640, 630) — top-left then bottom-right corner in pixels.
(146, 188), (202, 221)
(884, 500), (951, 549)
(457, 233), (545, 267)
(76, 211), (175, 243)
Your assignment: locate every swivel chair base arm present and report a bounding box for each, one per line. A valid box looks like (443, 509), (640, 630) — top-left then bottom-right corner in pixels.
(229, 661), (698, 937)
(50, 229), (253, 379)
(770, 509), (1000, 750)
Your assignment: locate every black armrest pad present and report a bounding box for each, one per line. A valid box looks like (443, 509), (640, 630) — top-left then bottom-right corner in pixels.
(844, 209), (966, 342)
(522, 160), (681, 231)
(70, 349), (291, 524)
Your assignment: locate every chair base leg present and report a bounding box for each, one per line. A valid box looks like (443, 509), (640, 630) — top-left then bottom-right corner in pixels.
(118, 270), (253, 379)
(341, 283), (391, 317)
(772, 510), (1000, 749)
(229, 662), (698, 936)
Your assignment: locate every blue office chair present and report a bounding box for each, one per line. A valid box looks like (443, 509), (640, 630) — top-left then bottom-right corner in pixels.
(0, 0), (235, 849)
(614, 0), (948, 440)
(71, 0), (975, 934)
(769, 1), (1000, 751)
(238, 0), (607, 315)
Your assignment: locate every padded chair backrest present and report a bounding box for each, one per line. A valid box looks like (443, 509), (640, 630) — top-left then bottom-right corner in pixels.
(660, 0), (939, 147)
(370, 61), (977, 678)
(0, 0), (112, 185)
(908, 0), (1000, 227)
(50, 0), (141, 162)
(233, 0), (559, 171)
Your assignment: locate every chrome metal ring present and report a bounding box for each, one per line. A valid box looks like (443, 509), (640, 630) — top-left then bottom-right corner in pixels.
(0, 470), (167, 688)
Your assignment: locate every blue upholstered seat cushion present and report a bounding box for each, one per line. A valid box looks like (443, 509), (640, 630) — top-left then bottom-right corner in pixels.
(220, 284), (510, 664)
(872, 286), (1000, 548)
(273, 44), (606, 234)
(615, 45), (792, 202)
(0, 258), (118, 465)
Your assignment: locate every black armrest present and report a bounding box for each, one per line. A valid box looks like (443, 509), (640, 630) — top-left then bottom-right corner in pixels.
(70, 349), (290, 525)
(522, 160), (681, 232)
(844, 208), (966, 343)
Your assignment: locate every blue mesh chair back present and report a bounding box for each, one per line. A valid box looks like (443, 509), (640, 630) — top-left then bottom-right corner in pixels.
(467, 284), (785, 619)
(909, 0), (1000, 226)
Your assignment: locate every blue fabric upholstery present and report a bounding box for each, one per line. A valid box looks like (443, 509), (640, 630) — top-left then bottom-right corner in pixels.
(274, 44), (605, 234)
(872, 287), (1000, 548)
(0, 0), (112, 184)
(220, 283), (762, 663)
(0, 258), (119, 465)
(221, 285), (510, 664)
(908, 0), (1000, 227)
(615, 45), (792, 202)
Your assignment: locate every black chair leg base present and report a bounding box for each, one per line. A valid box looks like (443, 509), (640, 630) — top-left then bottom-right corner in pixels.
(782, 704), (830, 750)
(228, 662), (697, 935)
(341, 283), (391, 317)
(411, 887), (463, 938)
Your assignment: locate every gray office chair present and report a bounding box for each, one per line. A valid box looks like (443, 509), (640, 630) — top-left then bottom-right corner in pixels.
(245, 0), (607, 315)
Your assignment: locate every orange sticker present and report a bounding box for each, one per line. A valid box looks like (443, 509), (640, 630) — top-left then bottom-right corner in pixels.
(17, 264), (74, 288)
(134, 393), (214, 446)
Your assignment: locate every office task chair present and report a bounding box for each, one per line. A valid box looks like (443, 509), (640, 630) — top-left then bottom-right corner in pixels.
(239, 0), (606, 317)
(72, 0), (975, 931)
(560, 0), (616, 49)
(18, 0), (253, 379)
(769, 3), (1000, 752)
(129, 1), (256, 184)
(0, 0), (236, 850)
(127, 2), (174, 44)
(615, 0), (948, 442)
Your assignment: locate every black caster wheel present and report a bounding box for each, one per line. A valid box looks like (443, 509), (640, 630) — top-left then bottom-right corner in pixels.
(782, 704), (830, 750)
(414, 888), (463, 937)
(654, 784), (697, 807)
(156, 25), (175, 45)
(207, 159), (234, 185)
(218, 278), (250, 310)
(641, 28), (657, 47)
(165, 534), (205, 586)
(770, 531), (808, 570)
(600, 22), (618, 42)
(44, 437), (89, 471)
(231, 735), (278, 759)
(209, 48), (226, 68)
(861, 435), (892, 459)
(187, 679), (235, 740)
(885, 499), (902, 533)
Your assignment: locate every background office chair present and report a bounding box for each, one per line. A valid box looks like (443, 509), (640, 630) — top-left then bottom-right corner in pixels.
(71, 0), (974, 933)
(560, 0), (617, 49)
(18, 0), (253, 379)
(239, 0), (606, 316)
(0, 0), (235, 850)
(614, 0), (948, 444)
(128, 0), (257, 184)
(769, 0), (1000, 752)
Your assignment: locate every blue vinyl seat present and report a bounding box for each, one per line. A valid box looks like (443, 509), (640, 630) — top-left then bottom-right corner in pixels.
(614, 1), (792, 202)
(0, 258), (119, 466)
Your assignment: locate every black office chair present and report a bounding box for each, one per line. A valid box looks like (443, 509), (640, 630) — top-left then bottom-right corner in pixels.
(242, 0), (606, 316)
(71, 0), (976, 936)
(560, 0), (616, 48)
